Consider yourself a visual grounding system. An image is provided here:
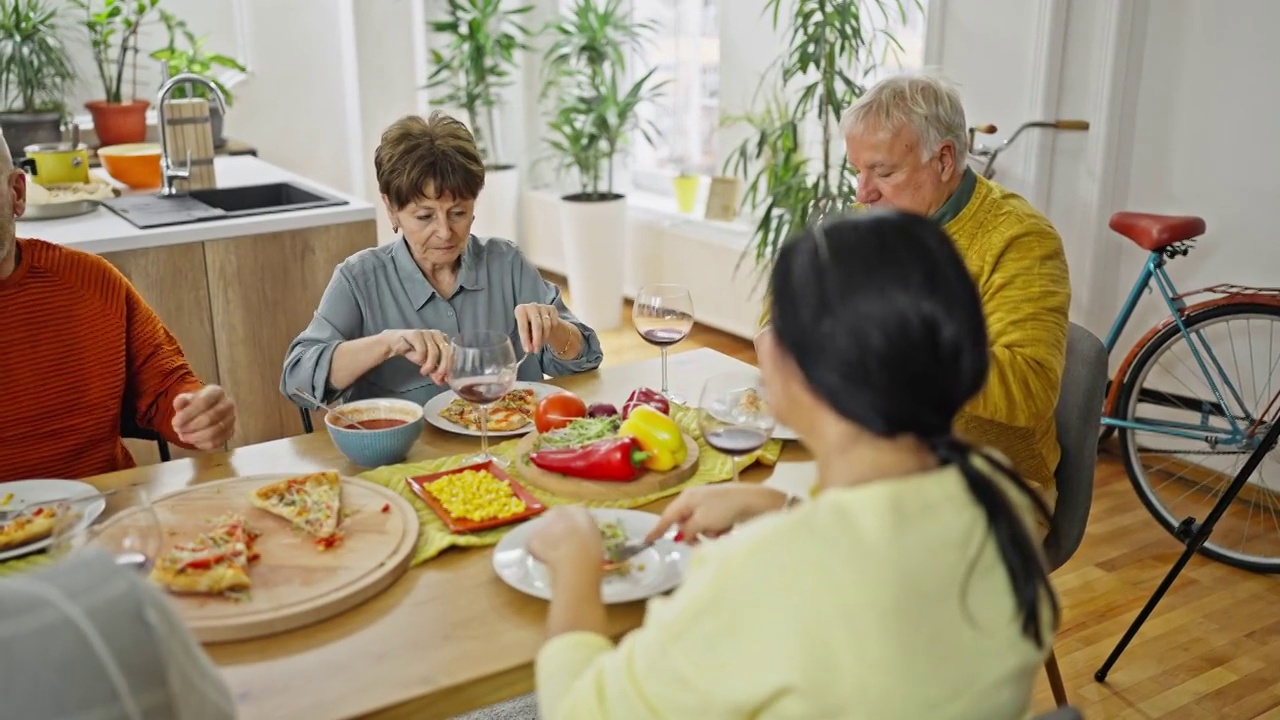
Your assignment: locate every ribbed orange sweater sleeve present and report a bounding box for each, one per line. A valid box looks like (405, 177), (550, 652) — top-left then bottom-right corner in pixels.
(0, 239), (203, 482)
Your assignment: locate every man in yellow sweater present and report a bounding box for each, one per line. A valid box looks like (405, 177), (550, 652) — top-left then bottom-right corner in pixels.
(760, 73), (1070, 508)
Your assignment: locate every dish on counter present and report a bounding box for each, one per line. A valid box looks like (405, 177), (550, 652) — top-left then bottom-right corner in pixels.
(21, 176), (119, 221)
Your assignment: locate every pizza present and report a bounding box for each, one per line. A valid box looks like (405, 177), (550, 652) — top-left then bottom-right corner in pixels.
(439, 387), (537, 432)
(149, 514), (261, 596)
(249, 471), (344, 549)
(0, 505), (58, 551)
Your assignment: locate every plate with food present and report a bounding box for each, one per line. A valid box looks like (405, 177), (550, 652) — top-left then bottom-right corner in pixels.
(91, 471), (418, 643)
(405, 460), (546, 533)
(511, 388), (700, 501)
(492, 508), (690, 604)
(21, 177), (118, 220)
(424, 381), (567, 437)
(0, 479), (106, 561)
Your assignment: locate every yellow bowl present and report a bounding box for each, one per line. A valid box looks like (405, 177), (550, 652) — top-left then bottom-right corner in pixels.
(97, 143), (162, 190)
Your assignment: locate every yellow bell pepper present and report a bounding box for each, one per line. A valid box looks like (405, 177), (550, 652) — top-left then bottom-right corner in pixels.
(617, 404), (687, 471)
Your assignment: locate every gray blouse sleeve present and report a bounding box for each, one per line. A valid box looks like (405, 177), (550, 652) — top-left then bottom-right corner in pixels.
(512, 250), (604, 376)
(280, 266), (364, 407)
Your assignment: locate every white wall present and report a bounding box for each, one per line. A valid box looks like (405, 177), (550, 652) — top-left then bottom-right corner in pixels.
(934, 0), (1279, 372)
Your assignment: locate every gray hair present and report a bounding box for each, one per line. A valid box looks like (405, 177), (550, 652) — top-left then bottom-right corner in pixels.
(840, 72), (969, 162)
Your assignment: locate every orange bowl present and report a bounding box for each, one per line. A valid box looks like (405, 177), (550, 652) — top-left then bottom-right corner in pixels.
(97, 143), (162, 189)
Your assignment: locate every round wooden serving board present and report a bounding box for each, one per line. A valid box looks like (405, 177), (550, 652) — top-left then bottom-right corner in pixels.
(512, 432), (700, 501)
(94, 474), (419, 644)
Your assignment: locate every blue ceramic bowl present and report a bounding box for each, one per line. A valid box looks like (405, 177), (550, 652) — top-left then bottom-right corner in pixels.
(324, 398), (424, 468)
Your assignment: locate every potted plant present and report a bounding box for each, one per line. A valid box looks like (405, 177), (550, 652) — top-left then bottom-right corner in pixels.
(149, 10), (246, 149)
(0, 0), (75, 159)
(725, 0), (920, 275)
(70, 0), (162, 147)
(425, 0), (533, 244)
(541, 0), (662, 331)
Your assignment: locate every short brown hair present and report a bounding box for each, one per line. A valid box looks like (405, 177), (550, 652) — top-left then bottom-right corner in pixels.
(374, 111), (485, 209)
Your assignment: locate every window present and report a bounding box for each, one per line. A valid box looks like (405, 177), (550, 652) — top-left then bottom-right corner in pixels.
(628, 0), (720, 194)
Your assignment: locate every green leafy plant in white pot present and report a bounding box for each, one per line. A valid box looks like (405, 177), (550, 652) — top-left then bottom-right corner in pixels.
(541, 0), (662, 331)
(725, 0), (921, 276)
(426, 0), (533, 244)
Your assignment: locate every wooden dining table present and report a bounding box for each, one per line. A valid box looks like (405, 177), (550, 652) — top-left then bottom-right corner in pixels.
(83, 348), (816, 719)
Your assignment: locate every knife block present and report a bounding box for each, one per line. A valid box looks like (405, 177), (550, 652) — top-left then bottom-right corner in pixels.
(161, 98), (217, 192)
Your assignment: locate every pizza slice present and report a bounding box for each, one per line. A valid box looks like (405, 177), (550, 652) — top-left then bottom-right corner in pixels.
(149, 513), (261, 597)
(0, 505), (58, 552)
(487, 406), (531, 432)
(249, 471), (343, 549)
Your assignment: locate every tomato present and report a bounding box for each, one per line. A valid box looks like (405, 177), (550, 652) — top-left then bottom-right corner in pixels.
(535, 392), (587, 433)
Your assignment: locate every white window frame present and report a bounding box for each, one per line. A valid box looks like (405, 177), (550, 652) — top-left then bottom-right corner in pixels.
(626, 0), (720, 197)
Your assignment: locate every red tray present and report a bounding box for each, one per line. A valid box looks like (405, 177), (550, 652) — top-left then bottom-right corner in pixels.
(405, 460), (546, 534)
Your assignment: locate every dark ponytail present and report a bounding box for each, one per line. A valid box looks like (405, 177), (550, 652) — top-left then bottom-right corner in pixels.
(769, 210), (1058, 646)
(930, 437), (1058, 646)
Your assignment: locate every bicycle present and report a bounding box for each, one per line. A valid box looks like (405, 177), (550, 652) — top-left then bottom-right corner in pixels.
(974, 120), (1280, 572)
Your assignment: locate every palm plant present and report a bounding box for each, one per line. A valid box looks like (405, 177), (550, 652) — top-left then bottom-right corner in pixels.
(0, 0), (76, 158)
(540, 0), (663, 200)
(725, 0), (923, 272)
(0, 0), (74, 115)
(425, 0), (532, 168)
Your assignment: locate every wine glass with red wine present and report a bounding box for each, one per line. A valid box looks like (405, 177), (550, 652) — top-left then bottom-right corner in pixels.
(697, 372), (776, 483)
(449, 330), (519, 464)
(632, 284), (695, 403)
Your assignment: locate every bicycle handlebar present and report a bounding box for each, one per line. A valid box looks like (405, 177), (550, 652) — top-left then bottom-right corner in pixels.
(968, 119), (1090, 179)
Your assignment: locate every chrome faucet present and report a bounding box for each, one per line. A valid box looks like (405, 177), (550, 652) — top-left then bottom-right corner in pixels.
(157, 72), (227, 197)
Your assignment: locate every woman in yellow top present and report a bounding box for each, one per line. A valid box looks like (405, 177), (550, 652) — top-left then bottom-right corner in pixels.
(527, 211), (1059, 719)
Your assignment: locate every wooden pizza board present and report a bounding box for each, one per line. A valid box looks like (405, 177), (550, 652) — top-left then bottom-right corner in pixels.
(93, 474), (418, 644)
(511, 432), (700, 501)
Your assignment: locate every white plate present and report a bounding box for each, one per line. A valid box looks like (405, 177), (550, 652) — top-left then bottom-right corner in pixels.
(493, 508), (691, 604)
(773, 423), (799, 441)
(0, 479), (106, 561)
(423, 381), (565, 437)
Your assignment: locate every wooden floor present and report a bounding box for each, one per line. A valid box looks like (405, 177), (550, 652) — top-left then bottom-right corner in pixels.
(589, 298), (1280, 719)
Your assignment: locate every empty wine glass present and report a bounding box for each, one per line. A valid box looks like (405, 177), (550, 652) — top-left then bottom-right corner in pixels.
(449, 329), (519, 464)
(49, 485), (163, 573)
(633, 284), (695, 403)
(697, 371), (776, 483)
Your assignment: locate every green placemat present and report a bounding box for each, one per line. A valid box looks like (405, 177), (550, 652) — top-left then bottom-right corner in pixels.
(0, 551), (53, 577)
(360, 404), (783, 565)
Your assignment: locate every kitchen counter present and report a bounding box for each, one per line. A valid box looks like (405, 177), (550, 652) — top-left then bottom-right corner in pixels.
(17, 156), (379, 458)
(16, 155), (375, 254)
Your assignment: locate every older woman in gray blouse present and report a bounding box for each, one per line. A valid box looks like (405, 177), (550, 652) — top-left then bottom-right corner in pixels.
(281, 112), (603, 407)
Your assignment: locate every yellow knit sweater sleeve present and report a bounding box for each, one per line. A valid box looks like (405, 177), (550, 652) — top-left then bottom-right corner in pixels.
(947, 177), (1070, 490)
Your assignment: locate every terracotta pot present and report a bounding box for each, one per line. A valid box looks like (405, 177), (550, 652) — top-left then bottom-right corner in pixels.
(85, 100), (150, 147)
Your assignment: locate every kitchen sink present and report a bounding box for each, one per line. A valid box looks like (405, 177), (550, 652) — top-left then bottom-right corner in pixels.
(102, 181), (349, 229)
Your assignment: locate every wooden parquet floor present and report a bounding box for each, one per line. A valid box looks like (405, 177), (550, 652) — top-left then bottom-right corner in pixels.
(587, 295), (1280, 720)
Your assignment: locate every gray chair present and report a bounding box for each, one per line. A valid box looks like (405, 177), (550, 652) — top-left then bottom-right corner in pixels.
(1042, 323), (1109, 706)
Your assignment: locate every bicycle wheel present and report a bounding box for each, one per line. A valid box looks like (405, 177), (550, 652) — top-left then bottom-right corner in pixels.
(1116, 303), (1280, 572)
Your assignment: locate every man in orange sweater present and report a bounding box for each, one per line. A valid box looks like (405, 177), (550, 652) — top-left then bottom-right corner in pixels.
(0, 141), (237, 482)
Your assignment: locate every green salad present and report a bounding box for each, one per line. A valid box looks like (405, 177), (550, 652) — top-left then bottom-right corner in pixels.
(537, 416), (620, 449)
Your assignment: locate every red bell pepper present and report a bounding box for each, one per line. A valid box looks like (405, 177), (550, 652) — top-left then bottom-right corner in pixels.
(622, 387), (670, 418)
(529, 437), (650, 482)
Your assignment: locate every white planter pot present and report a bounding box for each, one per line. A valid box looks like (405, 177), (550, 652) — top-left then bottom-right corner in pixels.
(559, 194), (628, 331)
(472, 165), (520, 242)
